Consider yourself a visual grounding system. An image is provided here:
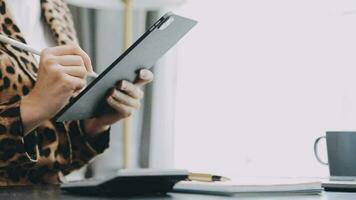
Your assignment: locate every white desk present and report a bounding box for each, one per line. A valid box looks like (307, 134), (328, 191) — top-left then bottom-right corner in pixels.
(1, 186), (355, 200)
(171, 192), (355, 200)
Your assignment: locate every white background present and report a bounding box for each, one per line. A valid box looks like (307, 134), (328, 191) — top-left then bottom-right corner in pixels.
(173, 0), (356, 179)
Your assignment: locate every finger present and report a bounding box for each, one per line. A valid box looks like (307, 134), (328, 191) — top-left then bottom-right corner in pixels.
(79, 50), (93, 74)
(116, 80), (143, 99)
(72, 90), (81, 98)
(111, 89), (141, 109)
(48, 45), (93, 73)
(134, 69), (154, 87)
(46, 45), (80, 56)
(55, 55), (84, 66)
(61, 66), (87, 79)
(107, 96), (134, 118)
(64, 74), (87, 91)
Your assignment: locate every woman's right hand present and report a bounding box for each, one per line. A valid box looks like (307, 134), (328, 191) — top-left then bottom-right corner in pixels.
(21, 45), (93, 134)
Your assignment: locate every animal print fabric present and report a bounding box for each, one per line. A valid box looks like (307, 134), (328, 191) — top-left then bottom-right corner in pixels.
(0, 0), (110, 185)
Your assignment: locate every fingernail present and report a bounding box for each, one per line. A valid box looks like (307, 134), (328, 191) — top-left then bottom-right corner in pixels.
(120, 81), (127, 90)
(140, 70), (147, 79)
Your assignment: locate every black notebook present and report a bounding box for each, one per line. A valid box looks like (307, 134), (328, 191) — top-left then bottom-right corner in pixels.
(61, 169), (189, 196)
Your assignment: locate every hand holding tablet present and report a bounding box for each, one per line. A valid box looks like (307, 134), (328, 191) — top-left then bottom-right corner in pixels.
(55, 12), (197, 121)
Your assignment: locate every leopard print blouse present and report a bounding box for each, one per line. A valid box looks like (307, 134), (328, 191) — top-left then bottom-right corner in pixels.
(0, 0), (110, 185)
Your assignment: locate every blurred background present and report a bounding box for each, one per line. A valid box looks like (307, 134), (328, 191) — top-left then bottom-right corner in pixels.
(66, 0), (356, 180)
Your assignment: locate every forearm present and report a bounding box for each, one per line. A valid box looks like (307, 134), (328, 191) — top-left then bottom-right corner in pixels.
(61, 120), (110, 175)
(22, 92), (109, 138)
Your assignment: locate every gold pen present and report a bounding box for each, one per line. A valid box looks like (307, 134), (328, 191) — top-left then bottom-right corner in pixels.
(188, 173), (231, 182)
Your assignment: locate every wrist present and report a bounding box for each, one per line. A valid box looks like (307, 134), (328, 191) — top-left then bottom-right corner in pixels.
(21, 93), (48, 134)
(83, 118), (110, 137)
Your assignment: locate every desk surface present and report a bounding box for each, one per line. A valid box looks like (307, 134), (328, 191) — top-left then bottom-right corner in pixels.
(1, 186), (356, 200)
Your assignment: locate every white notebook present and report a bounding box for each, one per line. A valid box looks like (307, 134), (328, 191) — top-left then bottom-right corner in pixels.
(174, 178), (322, 195)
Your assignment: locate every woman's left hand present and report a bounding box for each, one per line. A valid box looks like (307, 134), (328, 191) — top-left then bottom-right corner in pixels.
(84, 69), (154, 136)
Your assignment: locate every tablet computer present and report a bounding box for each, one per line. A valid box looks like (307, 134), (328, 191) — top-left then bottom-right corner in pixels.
(55, 12), (197, 121)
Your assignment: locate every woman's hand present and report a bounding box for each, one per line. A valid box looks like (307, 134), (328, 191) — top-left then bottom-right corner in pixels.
(84, 69), (154, 136)
(21, 45), (92, 134)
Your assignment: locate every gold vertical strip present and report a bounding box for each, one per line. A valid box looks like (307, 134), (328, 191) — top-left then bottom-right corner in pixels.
(123, 0), (133, 49)
(122, 0), (133, 169)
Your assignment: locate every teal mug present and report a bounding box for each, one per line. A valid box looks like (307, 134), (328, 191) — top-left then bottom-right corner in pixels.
(314, 132), (356, 177)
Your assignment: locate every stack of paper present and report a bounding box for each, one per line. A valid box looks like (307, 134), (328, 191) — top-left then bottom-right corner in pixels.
(174, 178), (322, 195)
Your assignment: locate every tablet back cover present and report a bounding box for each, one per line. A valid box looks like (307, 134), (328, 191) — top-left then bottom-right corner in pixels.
(56, 13), (197, 121)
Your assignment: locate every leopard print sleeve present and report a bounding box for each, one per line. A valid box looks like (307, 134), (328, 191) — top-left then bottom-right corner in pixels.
(62, 120), (110, 175)
(0, 54), (39, 168)
(0, 100), (39, 168)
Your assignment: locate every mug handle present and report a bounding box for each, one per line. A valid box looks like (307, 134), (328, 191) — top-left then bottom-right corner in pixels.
(314, 136), (328, 165)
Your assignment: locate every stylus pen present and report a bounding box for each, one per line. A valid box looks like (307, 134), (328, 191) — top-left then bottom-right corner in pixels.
(188, 173), (231, 182)
(0, 34), (98, 79)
